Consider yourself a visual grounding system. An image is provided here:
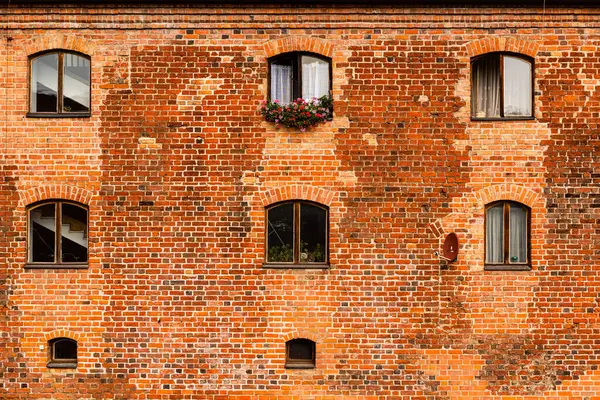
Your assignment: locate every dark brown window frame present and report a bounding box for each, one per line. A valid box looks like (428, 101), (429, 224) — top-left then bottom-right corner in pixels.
(264, 200), (329, 269)
(471, 52), (535, 121)
(267, 51), (333, 102)
(48, 337), (78, 369)
(285, 338), (316, 369)
(25, 200), (89, 269)
(484, 200), (531, 271)
(27, 50), (91, 118)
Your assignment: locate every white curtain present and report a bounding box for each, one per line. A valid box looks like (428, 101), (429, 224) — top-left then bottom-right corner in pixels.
(509, 203), (527, 263)
(271, 63), (292, 104)
(504, 56), (532, 116)
(473, 55), (500, 118)
(486, 204), (504, 263)
(301, 56), (329, 100)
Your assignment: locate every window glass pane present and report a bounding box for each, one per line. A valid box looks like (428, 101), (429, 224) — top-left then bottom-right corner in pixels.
(509, 203), (528, 263)
(301, 55), (329, 100)
(300, 203), (326, 263)
(63, 54), (90, 113)
(31, 53), (58, 113)
(267, 203), (294, 263)
(271, 60), (293, 104)
(53, 339), (77, 360)
(288, 340), (313, 360)
(486, 204), (504, 263)
(472, 54), (500, 118)
(504, 56), (532, 116)
(61, 204), (88, 263)
(30, 204), (56, 263)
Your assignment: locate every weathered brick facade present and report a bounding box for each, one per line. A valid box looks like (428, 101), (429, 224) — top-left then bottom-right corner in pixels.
(1, 2), (599, 399)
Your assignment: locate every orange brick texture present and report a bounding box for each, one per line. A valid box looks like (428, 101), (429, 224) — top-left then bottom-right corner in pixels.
(0, 3), (599, 399)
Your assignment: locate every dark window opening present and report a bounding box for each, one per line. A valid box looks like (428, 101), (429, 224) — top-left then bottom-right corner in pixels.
(471, 53), (533, 119)
(48, 338), (77, 368)
(285, 339), (316, 369)
(485, 201), (530, 270)
(28, 200), (88, 267)
(266, 201), (328, 266)
(30, 50), (90, 116)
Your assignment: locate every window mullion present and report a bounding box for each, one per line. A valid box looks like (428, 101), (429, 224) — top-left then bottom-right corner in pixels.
(504, 202), (510, 264)
(56, 202), (62, 264)
(295, 54), (301, 100)
(294, 202), (300, 264)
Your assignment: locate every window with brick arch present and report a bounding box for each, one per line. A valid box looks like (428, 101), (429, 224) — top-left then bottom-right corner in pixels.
(471, 53), (533, 120)
(29, 50), (91, 117)
(485, 201), (531, 270)
(27, 200), (88, 268)
(265, 201), (328, 268)
(268, 52), (331, 104)
(48, 337), (77, 368)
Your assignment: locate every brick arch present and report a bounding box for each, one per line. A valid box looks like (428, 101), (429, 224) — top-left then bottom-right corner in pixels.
(475, 184), (542, 209)
(282, 331), (320, 343)
(263, 37), (334, 59)
(465, 37), (540, 58)
(260, 185), (335, 207)
(23, 33), (96, 57)
(44, 330), (81, 342)
(19, 185), (94, 207)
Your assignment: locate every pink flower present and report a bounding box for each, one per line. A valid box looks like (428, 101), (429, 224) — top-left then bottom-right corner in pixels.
(315, 113), (321, 118)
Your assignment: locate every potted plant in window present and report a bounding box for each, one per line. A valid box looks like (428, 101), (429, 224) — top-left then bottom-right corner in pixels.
(260, 95), (333, 132)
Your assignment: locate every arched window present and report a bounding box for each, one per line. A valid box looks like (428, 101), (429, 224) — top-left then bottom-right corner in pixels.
(48, 338), (77, 368)
(27, 200), (88, 267)
(285, 339), (316, 369)
(471, 53), (533, 119)
(268, 52), (331, 103)
(485, 201), (530, 270)
(29, 50), (91, 116)
(265, 201), (328, 267)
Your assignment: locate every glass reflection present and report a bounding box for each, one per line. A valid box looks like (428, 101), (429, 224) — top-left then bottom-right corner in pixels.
(267, 203), (294, 262)
(31, 53), (58, 113)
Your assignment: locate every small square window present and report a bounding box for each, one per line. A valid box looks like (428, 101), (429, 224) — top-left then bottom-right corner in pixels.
(285, 339), (316, 369)
(27, 200), (89, 268)
(471, 53), (533, 120)
(48, 338), (77, 369)
(269, 52), (331, 103)
(29, 51), (91, 117)
(265, 201), (328, 268)
(485, 201), (530, 270)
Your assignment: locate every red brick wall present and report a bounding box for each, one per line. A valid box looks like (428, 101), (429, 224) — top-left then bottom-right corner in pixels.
(0, 4), (599, 399)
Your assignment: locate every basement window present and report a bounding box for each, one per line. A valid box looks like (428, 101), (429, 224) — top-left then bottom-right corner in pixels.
(48, 338), (77, 369)
(29, 50), (91, 117)
(265, 201), (328, 268)
(471, 53), (533, 119)
(285, 339), (316, 369)
(485, 201), (531, 271)
(269, 52), (331, 103)
(26, 200), (88, 268)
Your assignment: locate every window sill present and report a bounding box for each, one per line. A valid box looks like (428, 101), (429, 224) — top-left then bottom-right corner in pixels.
(484, 264), (531, 271)
(470, 117), (535, 122)
(285, 363), (315, 369)
(262, 263), (329, 270)
(47, 362), (77, 369)
(25, 263), (88, 270)
(26, 112), (91, 118)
